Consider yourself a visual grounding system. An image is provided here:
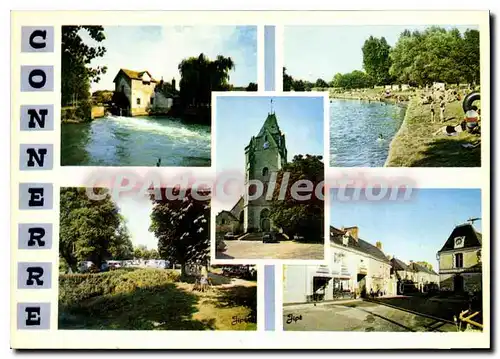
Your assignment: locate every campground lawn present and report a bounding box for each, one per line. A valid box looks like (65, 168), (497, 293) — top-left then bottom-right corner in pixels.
(385, 95), (481, 167)
(58, 268), (257, 330)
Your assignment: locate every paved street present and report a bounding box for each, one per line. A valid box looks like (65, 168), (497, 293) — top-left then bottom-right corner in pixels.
(283, 300), (458, 332)
(217, 239), (324, 260)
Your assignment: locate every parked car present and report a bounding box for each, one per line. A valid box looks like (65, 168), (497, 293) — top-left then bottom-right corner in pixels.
(263, 232), (278, 243)
(107, 261), (122, 270)
(224, 232), (237, 240)
(100, 262), (110, 272)
(77, 261), (94, 273)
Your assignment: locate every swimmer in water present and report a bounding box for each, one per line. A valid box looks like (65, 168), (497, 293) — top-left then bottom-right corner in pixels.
(377, 133), (384, 141)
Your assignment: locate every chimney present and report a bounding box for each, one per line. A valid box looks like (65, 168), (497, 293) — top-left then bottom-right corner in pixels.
(375, 241), (383, 251)
(171, 78), (176, 91)
(344, 226), (358, 241)
(386, 254), (393, 260)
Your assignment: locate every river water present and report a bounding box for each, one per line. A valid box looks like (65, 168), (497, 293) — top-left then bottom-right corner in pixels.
(61, 115), (211, 166)
(329, 99), (406, 167)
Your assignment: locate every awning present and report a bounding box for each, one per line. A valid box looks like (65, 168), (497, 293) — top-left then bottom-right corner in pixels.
(313, 272), (333, 279)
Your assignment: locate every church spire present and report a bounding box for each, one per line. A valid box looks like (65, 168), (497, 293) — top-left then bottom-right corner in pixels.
(270, 98), (274, 115)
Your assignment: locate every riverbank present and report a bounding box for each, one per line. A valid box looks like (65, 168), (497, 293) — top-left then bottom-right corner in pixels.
(328, 88), (411, 106)
(385, 95), (481, 167)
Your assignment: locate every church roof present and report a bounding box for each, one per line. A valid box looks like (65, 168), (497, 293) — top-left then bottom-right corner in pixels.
(437, 223), (482, 253)
(257, 113), (282, 137)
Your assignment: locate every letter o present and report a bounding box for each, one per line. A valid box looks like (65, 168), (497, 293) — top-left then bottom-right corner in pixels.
(28, 69), (46, 89)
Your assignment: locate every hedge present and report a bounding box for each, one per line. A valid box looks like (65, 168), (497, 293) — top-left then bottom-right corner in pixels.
(59, 268), (181, 307)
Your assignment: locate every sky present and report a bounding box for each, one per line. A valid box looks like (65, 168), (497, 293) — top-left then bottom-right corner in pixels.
(83, 25), (257, 92)
(330, 188), (482, 271)
(114, 195), (157, 250)
(284, 25), (479, 82)
(215, 95), (324, 210)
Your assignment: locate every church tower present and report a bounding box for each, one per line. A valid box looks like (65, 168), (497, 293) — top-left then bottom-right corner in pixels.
(243, 107), (287, 233)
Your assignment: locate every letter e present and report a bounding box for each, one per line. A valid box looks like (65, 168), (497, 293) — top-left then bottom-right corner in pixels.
(28, 188), (44, 207)
(25, 307), (41, 326)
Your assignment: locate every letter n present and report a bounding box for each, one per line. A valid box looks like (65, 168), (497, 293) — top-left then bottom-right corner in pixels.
(27, 108), (48, 129)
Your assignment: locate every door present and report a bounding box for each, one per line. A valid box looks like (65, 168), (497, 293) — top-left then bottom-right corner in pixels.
(453, 275), (464, 292)
(261, 218), (270, 232)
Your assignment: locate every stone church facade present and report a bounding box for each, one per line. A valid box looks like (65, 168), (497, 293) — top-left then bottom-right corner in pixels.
(222, 111), (288, 234)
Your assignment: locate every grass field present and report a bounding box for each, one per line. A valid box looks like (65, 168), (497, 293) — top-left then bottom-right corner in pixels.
(59, 268), (257, 331)
(385, 95), (481, 167)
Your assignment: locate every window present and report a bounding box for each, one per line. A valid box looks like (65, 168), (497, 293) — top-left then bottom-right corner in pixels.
(121, 85), (125, 93)
(150, 97), (154, 105)
(262, 167), (269, 176)
(221, 219), (226, 225)
(137, 98), (141, 105)
(454, 253), (463, 268)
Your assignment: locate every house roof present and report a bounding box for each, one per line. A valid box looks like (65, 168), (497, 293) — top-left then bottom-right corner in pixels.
(330, 226), (390, 264)
(114, 69), (158, 83)
(229, 196), (244, 218)
(217, 210), (238, 221)
(391, 257), (410, 271)
(408, 262), (438, 276)
(438, 223), (482, 253)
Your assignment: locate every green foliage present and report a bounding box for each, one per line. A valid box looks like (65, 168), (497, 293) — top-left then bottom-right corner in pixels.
(283, 67), (315, 91)
(390, 27), (480, 86)
(59, 268), (180, 307)
(92, 90), (113, 105)
(133, 245), (159, 260)
(331, 70), (374, 89)
(59, 187), (132, 272)
(362, 36), (392, 85)
(246, 82), (258, 91)
(61, 26), (107, 110)
(270, 155), (324, 242)
(178, 53), (235, 108)
(149, 188), (211, 277)
(315, 78), (329, 88)
(415, 261), (434, 271)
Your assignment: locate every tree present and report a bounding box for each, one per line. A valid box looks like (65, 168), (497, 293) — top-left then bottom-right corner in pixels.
(390, 26), (479, 86)
(362, 36), (393, 85)
(246, 82), (258, 91)
(178, 53), (235, 108)
(109, 225), (133, 260)
(149, 188), (210, 278)
(61, 26), (107, 107)
(270, 155), (324, 243)
(315, 78), (329, 88)
(59, 187), (129, 272)
(462, 29), (480, 85)
(330, 71), (373, 90)
(415, 261), (433, 271)
(283, 67), (294, 91)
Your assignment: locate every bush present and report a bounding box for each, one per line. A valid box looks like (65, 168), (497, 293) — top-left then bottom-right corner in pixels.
(59, 269), (180, 307)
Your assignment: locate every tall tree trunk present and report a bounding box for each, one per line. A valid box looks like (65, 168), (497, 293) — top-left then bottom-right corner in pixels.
(181, 262), (187, 279)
